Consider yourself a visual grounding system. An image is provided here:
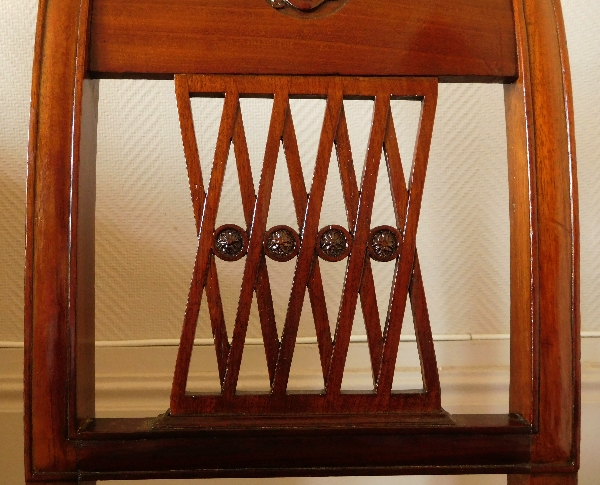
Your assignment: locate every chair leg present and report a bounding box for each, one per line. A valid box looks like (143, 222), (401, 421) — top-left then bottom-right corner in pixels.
(508, 473), (577, 485)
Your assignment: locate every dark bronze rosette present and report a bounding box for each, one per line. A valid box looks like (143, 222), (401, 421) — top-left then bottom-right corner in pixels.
(316, 225), (352, 262)
(264, 225), (300, 262)
(212, 224), (248, 261)
(368, 225), (402, 262)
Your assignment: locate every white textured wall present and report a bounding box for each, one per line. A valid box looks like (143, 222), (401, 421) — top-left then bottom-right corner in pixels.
(1, 0), (597, 344)
(0, 0), (37, 342)
(93, 81), (509, 343)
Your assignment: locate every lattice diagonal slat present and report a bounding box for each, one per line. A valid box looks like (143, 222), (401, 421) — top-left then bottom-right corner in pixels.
(171, 75), (439, 415)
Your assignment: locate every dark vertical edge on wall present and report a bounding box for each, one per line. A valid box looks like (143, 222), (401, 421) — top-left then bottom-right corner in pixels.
(504, 0), (539, 430)
(70, 0), (98, 439)
(25, 0), (86, 478)
(519, 0), (579, 468)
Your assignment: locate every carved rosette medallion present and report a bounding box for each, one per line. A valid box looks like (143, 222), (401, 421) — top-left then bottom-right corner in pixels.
(368, 225), (402, 262)
(213, 224), (248, 261)
(316, 225), (352, 262)
(264, 225), (300, 262)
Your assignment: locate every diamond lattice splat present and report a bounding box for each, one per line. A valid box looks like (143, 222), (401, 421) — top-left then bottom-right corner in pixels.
(170, 75), (440, 415)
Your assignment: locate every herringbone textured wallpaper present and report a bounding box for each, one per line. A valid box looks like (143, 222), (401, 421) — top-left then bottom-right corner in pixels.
(0, 0), (597, 343)
(93, 81), (510, 342)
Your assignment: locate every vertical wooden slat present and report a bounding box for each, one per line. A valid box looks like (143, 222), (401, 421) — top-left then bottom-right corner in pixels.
(232, 109), (280, 382)
(335, 106), (383, 382)
(174, 77), (230, 384)
(512, 0), (579, 468)
(273, 84), (342, 396)
(409, 255), (441, 401)
(204, 258), (230, 382)
(71, 76), (98, 434)
(175, 76), (205, 226)
(377, 87), (437, 396)
(504, 0), (539, 431)
(382, 112), (409, 232)
(382, 107), (440, 400)
(26, 0), (90, 477)
(70, 0), (97, 440)
(171, 89), (239, 408)
(223, 84), (290, 396)
(282, 114), (333, 381)
(254, 257), (281, 382)
(231, 111), (256, 223)
(273, 88), (344, 396)
(326, 94), (390, 397)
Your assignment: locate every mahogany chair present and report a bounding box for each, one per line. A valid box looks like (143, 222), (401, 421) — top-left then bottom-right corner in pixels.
(25, 0), (579, 483)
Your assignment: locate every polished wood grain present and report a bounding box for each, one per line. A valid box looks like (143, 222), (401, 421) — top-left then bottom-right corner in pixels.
(504, 0), (539, 430)
(76, 414), (531, 479)
(383, 113), (440, 401)
(503, 0), (580, 481)
(335, 108), (383, 380)
(70, 0), (98, 438)
(281, 114), (333, 379)
(278, 0), (336, 12)
(232, 106), (281, 381)
(25, 0), (94, 481)
(274, 85), (342, 396)
(556, 0), (581, 466)
(508, 1), (579, 470)
(88, 0), (517, 81)
(377, 86), (436, 398)
(85, 413), (529, 436)
(522, 0), (579, 467)
(26, 0), (579, 481)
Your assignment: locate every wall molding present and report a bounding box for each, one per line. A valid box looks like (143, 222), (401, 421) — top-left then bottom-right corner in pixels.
(3, 366), (599, 415)
(3, 332), (599, 349)
(2, 339), (599, 414)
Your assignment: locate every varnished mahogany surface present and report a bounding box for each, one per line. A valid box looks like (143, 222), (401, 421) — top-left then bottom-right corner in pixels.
(85, 413), (528, 436)
(25, 0), (579, 482)
(505, 0), (580, 471)
(89, 0), (517, 80)
(74, 414), (532, 479)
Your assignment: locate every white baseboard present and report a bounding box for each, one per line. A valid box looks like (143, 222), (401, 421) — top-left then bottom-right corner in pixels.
(2, 339), (599, 414)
